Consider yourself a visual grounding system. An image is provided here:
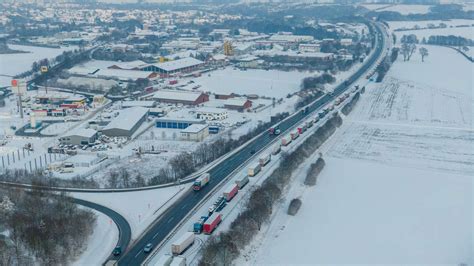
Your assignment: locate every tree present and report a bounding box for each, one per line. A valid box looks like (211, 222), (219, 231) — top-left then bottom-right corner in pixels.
(419, 47), (429, 62)
(401, 43), (416, 61)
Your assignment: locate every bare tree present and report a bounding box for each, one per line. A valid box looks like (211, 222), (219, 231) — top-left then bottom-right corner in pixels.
(419, 47), (429, 62)
(401, 43), (417, 61)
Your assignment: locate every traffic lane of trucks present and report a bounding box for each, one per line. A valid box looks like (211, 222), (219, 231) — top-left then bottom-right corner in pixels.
(152, 106), (345, 265)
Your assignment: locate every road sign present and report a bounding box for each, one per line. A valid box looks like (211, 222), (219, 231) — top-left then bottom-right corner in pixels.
(11, 79), (26, 95)
(40, 66), (48, 73)
(11, 79), (18, 87)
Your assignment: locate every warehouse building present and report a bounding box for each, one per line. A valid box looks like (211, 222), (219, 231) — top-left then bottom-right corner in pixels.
(180, 124), (209, 142)
(59, 128), (98, 146)
(140, 57), (204, 77)
(156, 117), (205, 129)
(151, 90), (209, 106)
(223, 98), (252, 112)
(121, 100), (156, 109)
(102, 107), (148, 137)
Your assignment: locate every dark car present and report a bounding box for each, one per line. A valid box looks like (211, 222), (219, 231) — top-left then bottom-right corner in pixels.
(113, 246), (122, 256)
(250, 149), (256, 155)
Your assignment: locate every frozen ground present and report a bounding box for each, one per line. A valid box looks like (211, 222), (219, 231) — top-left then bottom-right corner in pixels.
(188, 67), (315, 99)
(243, 38), (473, 265)
(0, 45), (77, 87)
(72, 209), (118, 266)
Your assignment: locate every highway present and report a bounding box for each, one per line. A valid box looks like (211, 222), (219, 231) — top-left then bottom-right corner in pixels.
(117, 21), (387, 266)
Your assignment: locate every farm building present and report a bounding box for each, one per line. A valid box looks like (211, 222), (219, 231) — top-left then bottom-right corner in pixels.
(151, 90), (209, 106)
(59, 128), (98, 146)
(101, 107), (148, 137)
(180, 124), (209, 142)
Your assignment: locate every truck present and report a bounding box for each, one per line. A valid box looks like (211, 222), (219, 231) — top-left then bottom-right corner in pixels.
(281, 135), (292, 146)
(235, 175), (249, 189)
(306, 120), (314, 128)
(193, 216), (208, 234)
(169, 80), (178, 85)
(171, 232), (195, 255)
(223, 183), (239, 202)
(314, 116), (320, 124)
(268, 126), (281, 135)
(203, 212), (222, 234)
(155, 254), (173, 266)
(297, 124), (307, 134)
(193, 173), (210, 191)
(259, 154), (271, 166)
(248, 162), (261, 177)
(290, 130), (299, 140)
(170, 256), (186, 266)
(272, 144), (281, 155)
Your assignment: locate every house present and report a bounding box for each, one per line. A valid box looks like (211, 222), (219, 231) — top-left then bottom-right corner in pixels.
(59, 128), (98, 146)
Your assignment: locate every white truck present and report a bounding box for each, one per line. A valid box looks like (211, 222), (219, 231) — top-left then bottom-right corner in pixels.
(259, 154), (271, 166)
(193, 173), (210, 191)
(272, 144), (281, 155)
(281, 135), (292, 146)
(235, 175), (249, 189)
(248, 162), (262, 177)
(171, 232), (195, 255)
(154, 254), (173, 266)
(170, 256), (186, 266)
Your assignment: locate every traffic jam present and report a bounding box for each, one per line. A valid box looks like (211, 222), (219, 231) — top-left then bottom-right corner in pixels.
(159, 86), (359, 264)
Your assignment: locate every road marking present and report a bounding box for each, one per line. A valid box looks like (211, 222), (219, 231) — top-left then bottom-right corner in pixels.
(153, 232), (160, 239)
(181, 203), (188, 210)
(135, 250), (141, 258)
(167, 217), (174, 224)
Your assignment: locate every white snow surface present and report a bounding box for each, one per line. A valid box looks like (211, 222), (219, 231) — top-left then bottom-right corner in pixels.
(242, 40), (473, 265)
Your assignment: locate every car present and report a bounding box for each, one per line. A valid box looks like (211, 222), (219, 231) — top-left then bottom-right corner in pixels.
(250, 149), (256, 155)
(143, 243), (153, 253)
(113, 246), (122, 256)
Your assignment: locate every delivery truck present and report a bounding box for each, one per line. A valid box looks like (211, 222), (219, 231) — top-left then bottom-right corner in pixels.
(193, 173), (210, 191)
(248, 162), (261, 177)
(259, 154), (271, 166)
(193, 216), (208, 234)
(281, 135), (292, 146)
(290, 130), (299, 140)
(203, 212), (222, 234)
(235, 175), (249, 189)
(171, 232), (195, 255)
(170, 256), (186, 266)
(223, 183), (239, 202)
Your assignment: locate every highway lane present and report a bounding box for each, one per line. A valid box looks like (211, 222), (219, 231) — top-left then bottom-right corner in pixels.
(117, 22), (386, 266)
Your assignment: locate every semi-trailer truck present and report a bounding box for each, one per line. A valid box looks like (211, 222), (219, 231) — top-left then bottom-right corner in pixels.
(272, 144), (281, 155)
(193, 173), (210, 191)
(248, 162), (261, 177)
(235, 175), (249, 189)
(203, 212), (222, 234)
(171, 232), (195, 255)
(259, 154), (271, 166)
(193, 216), (208, 234)
(223, 183), (239, 202)
(290, 130), (299, 140)
(170, 256), (186, 266)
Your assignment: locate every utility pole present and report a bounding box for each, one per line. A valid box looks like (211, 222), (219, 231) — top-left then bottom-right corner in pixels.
(41, 66), (48, 94)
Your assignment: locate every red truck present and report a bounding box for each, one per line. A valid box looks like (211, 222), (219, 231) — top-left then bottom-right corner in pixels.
(203, 212), (222, 234)
(223, 183), (239, 202)
(169, 80), (178, 85)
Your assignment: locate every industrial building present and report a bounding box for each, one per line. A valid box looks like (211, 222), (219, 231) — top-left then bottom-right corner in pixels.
(121, 101), (156, 109)
(101, 107), (148, 137)
(223, 98), (252, 111)
(59, 128), (98, 146)
(180, 124), (209, 142)
(156, 117), (205, 129)
(140, 57), (204, 77)
(151, 90), (209, 106)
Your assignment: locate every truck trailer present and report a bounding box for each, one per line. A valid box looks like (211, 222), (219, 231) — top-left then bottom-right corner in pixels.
(290, 130), (299, 140)
(171, 232), (195, 255)
(235, 175), (249, 189)
(272, 144), (281, 155)
(223, 183), (239, 202)
(170, 256), (186, 266)
(154, 254), (173, 266)
(259, 154), (271, 166)
(203, 212), (222, 234)
(281, 135), (292, 146)
(248, 162), (261, 177)
(193, 173), (210, 191)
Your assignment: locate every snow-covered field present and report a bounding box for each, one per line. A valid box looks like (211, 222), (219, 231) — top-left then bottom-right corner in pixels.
(0, 45), (77, 87)
(394, 26), (474, 43)
(189, 68), (314, 99)
(243, 40), (473, 265)
(381, 4), (433, 15)
(388, 19), (474, 31)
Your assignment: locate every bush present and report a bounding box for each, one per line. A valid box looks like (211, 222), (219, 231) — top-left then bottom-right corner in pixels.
(304, 157), (325, 186)
(287, 198), (302, 216)
(341, 92), (360, 116)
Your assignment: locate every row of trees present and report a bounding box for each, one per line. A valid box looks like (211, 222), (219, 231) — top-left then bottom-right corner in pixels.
(0, 186), (95, 265)
(199, 113), (343, 266)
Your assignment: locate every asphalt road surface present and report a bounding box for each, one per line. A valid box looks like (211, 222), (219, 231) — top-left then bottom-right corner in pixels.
(117, 22), (386, 266)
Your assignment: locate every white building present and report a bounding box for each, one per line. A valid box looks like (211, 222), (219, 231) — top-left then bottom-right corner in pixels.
(180, 124), (209, 142)
(196, 107), (228, 121)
